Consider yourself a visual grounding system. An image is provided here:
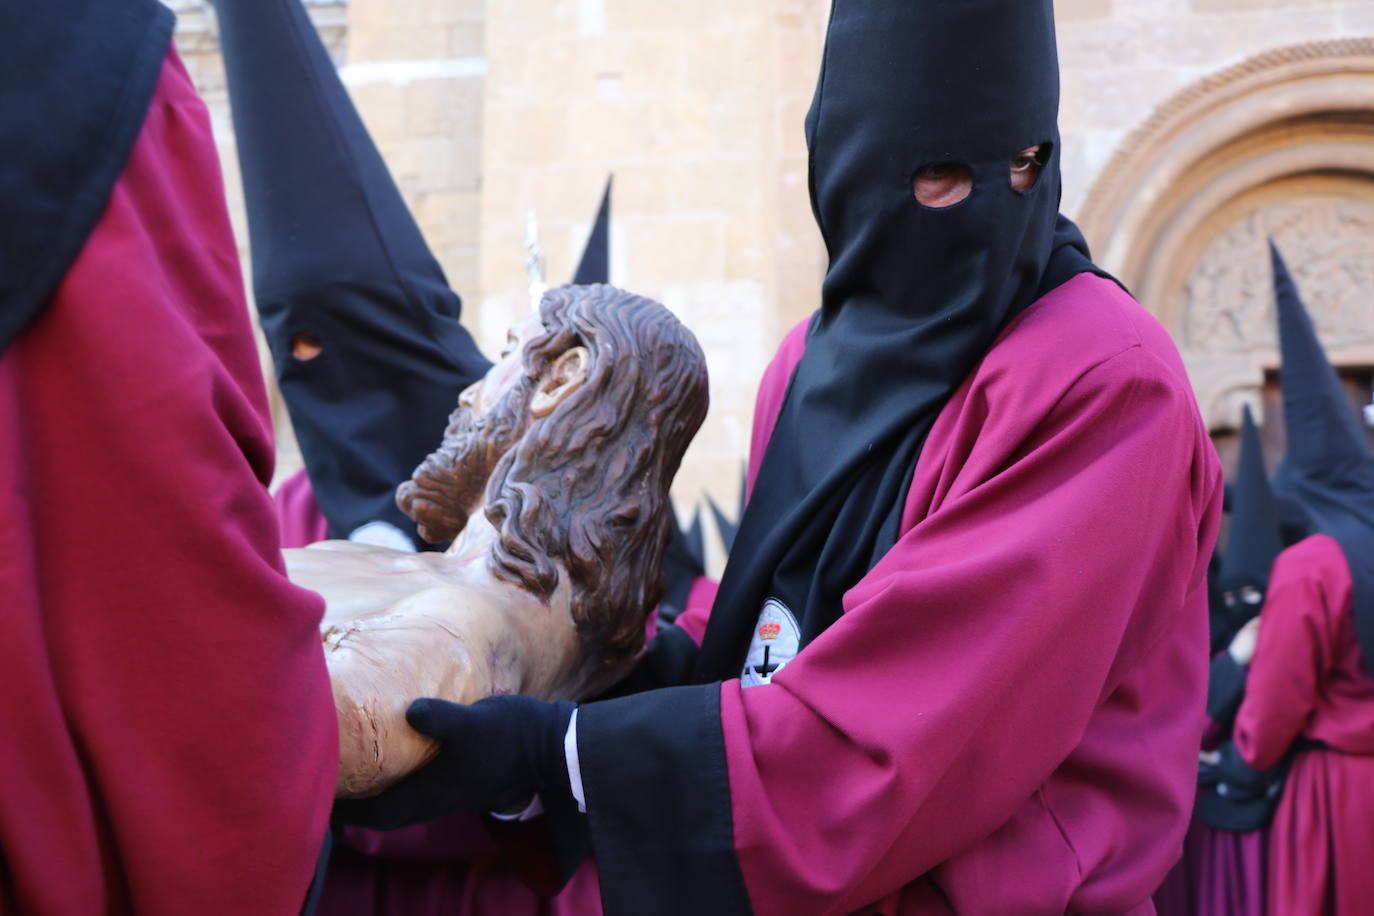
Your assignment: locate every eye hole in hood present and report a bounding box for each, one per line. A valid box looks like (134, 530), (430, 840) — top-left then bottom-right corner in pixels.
(912, 162), (972, 209)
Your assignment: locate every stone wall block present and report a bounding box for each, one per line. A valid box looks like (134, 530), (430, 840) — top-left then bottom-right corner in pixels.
(486, 103), (568, 164)
(1061, 67), (1184, 134)
(1192, 0), (1313, 11)
(413, 190), (483, 247)
(686, 30), (766, 96)
(434, 240), (481, 301)
(405, 77), (483, 138)
(526, 34), (688, 97)
(622, 216), (727, 288)
(774, 168), (820, 251)
(725, 215), (769, 280)
(771, 257), (823, 334)
(351, 0), (426, 34)
(350, 83), (410, 145)
(773, 93), (812, 157)
(1057, 0), (1113, 20)
(447, 23), (485, 57)
(1342, 3), (1374, 31)
(420, 0), (474, 27)
(604, 0), (734, 32)
(351, 26), (451, 61)
(446, 133), (484, 191)
(486, 0), (577, 42)
(670, 159), (766, 216)
(562, 95), (713, 160)
(620, 34), (690, 95)
(709, 91), (767, 156)
(1056, 21), (1149, 70)
(506, 170), (577, 226)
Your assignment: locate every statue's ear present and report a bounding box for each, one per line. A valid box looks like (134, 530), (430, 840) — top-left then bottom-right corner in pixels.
(530, 346), (590, 417)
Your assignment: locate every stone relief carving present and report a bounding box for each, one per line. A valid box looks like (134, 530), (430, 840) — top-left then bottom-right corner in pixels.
(1077, 38), (1374, 246)
(1179, 198), (1374, 354)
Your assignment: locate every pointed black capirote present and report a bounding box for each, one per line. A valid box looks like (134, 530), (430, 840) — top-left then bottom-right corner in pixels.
(1269, 241), (1374, 675)
(659, 498), (705, 622)
(697, 0), (1114, 681)
(1219, 405), (1283, 590)
(216, 0), (490, 543)
(1271, 243), (1371, 474)
(572, 176), (612, 285)
(707, 494), (739, 557)
(685, 507), (706, 571)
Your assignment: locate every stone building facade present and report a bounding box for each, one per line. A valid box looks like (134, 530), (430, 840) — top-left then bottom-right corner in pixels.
(173, 0), (1374, 559)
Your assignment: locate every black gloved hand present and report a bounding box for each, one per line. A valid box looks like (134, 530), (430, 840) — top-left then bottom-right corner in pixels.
(332, 695), (575, 832)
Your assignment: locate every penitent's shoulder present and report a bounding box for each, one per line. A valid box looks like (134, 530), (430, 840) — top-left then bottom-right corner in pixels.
(944, 272), (1220, 514)
(1272, 534), (1353, 594)
(986, 273), (1195, 398)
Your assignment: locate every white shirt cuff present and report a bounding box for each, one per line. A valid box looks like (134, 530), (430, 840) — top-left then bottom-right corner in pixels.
(566, 707), (586, 813)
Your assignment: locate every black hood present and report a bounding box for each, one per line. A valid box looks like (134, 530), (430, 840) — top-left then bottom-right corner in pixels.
(0, 0), (174, 353)
(1219, 405), (1283, 592)
(698, 0), (1110, 680)
(1212, 405), (1282, 648)
(1269, 242), (1374, 675)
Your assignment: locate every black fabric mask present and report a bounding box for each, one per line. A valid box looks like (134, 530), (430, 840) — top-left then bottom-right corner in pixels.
(1269, 242), (1374, 676)
(697, 0), (1113, 681)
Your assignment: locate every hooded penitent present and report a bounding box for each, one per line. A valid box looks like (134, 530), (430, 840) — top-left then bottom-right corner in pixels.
(1269, 241), (1374, 676)
(1213, 405), (1284, 647)
(1197, 405), (1289, 832)
(697, 0), (1109, 678)
(217, 0), (490, 546)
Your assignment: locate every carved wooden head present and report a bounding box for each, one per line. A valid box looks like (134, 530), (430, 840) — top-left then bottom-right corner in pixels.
(400, 283), (710, 662)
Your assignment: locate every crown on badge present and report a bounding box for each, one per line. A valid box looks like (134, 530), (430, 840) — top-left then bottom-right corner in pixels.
(758, 622), (781, 641)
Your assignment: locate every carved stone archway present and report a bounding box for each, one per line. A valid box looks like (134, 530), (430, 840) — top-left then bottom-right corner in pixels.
(1077, 40), (1374, 431)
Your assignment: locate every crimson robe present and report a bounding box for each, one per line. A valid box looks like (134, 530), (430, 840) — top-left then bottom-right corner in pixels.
(0, 49), (335, 913)
(1234, 534), (1374, 916)
(578, 272), (1222, 914)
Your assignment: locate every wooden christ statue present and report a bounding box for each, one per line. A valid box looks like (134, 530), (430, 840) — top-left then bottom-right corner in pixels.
(285, 284), (709, 797)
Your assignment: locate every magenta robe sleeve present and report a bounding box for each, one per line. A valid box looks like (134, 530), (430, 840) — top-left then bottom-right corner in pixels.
(721, 346), (1213, 912)
(577, 341), (1217, 914)
(0, 51), (336, 914)
(1233, 539), (1332, 770)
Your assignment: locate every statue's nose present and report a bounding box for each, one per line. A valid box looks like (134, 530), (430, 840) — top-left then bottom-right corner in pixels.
(458, 382), (479, 409)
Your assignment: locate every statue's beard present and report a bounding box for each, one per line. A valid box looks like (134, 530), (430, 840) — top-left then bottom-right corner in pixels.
(397, 379), (533, 544)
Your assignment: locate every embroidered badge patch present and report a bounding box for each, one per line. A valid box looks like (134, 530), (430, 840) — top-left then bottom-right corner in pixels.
(740, 598), (801, 688)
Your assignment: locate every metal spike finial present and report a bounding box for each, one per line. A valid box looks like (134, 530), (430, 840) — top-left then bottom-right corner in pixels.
(524, 208), (548, 308)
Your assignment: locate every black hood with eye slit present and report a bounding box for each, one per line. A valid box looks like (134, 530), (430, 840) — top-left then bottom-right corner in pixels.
(696, 0), (1114, 680)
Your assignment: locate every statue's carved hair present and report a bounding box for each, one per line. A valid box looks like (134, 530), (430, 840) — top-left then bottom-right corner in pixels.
(483, 284), (709, 661)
